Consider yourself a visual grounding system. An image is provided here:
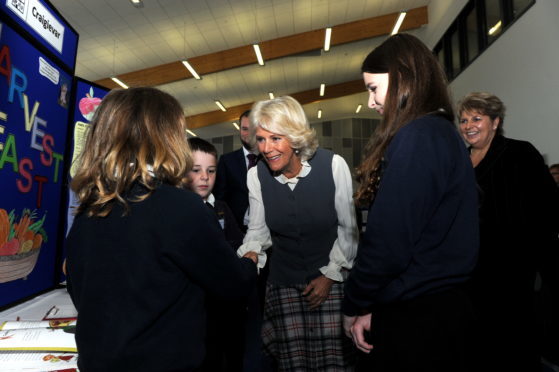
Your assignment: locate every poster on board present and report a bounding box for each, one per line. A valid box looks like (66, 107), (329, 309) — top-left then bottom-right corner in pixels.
(65, 78), (110, 233)
(0, 0), (78, 308)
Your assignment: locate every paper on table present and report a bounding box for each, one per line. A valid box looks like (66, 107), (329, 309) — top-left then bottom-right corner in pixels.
(0, 319), (76, 331)
(0, 350), (78, 371)
(0, 326), (77, 352)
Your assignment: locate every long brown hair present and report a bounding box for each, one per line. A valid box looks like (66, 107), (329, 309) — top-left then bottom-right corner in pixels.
(355, 34), (454, 206)
(71, 87), (192, 217)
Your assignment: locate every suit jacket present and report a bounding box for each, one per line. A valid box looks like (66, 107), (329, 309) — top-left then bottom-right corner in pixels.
(212, 199), (244, 250)
(214, 148), (249, 228)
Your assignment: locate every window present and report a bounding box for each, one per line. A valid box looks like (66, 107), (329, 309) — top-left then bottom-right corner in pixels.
(449, 26), (461, 78)
(433, 0), (534, 81)
(465, 4), (480, 63)
(485, 0), (503, 43)
(434, 43), (448, 78)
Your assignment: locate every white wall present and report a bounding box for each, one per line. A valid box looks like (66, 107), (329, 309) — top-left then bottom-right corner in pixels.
(449, 0), (559, 164)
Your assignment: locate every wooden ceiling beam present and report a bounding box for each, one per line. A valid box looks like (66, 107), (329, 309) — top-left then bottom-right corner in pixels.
(95, 6), (427, 89)
(186, 79), (365, 130)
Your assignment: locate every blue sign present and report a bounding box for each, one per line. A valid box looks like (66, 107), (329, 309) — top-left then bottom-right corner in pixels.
(0, 17), (74, 307)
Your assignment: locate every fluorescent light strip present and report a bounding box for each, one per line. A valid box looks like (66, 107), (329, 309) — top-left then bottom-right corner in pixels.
(215, 100), (227, 112)
(233, 122), (240, 130)
(186, 129), (197, 137)
(324, 27), (332, 52)
(111, 77), (129, 89)
(253, 44), (265, 66)
(355, 104), (362, 114)
(182, 60), (201, 80)
(317, 109), (322, 119)
(488, 20), (502, 35)
(319, 83), (325, 97)
(391, 11), (407, 35)
(268, 92), (275, 99)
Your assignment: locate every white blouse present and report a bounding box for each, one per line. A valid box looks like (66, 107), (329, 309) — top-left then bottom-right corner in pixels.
(237, 154), (359, 282)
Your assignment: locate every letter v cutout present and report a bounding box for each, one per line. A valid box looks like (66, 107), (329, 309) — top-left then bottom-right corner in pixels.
(23, 94), (40, 132)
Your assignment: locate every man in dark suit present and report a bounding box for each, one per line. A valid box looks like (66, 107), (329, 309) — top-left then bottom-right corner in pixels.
(214, 110), (258, 232)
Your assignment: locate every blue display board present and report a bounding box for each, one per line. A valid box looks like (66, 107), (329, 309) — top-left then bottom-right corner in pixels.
(65, 77), (109, 233)
(0, 1), (77, 308)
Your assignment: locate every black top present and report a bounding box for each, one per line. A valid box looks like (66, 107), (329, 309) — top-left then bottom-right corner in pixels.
(343, 114), (479, 315)
(214, 148), (250, 228)
(209, 199), (244, 250)
(66, 183), (257, 371)
(468, 134), (559, 326)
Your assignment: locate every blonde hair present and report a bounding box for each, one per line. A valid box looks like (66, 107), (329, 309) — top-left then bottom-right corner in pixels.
(248, 96), (318, 161)
(71, 87), (192, 217)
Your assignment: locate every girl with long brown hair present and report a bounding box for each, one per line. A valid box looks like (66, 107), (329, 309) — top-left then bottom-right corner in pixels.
(342, 34), (479, 372)
(66, 87), (257, 371)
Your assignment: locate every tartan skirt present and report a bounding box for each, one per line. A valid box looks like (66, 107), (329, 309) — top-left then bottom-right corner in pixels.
(261, 282), (355, 371)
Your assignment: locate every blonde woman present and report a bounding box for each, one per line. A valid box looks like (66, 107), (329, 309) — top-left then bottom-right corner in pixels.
(238, 96), (358, 371)
(66, 87), (257, 371)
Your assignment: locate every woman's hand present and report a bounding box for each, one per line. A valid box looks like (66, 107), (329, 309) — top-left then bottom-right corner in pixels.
(344, 313), (373, 353)
(243, 251), (258, 264)
(302, 275), (334, 309)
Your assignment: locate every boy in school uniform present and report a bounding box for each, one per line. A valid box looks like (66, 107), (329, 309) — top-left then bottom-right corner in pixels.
(187, 137), (244, 249)
(187, 137), (247, 372)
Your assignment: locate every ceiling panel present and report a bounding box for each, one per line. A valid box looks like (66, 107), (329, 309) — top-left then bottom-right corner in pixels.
(50, 0), (431, 138)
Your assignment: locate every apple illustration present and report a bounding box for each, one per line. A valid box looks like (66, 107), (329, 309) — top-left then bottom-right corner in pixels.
(79, 87), (103, 121)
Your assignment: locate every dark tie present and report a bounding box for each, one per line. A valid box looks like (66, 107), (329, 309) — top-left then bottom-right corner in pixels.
(247, 153), (257, 169)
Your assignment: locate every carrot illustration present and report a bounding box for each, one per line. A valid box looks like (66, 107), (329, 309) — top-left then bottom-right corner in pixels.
(15, 212), (31, 241)
(0, 209), (8, 246)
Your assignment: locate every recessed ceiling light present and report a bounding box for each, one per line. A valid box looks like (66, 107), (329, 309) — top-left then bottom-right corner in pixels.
(215, 100), (227, 112)
(182, 60), (201, 80)
(391, 11), (407, 35)
(253, 44), (265, 66)
(130, 0), (143, 8)
(111, 76), (128, 89)
(324, 27), (332, 52)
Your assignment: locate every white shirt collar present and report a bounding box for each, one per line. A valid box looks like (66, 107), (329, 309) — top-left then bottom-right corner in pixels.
(275, 160), (311, 185)
(205, 193), (215, 206)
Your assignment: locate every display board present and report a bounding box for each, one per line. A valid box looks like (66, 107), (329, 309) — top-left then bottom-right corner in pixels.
(0, 0), (78, 308)
(65, 77), (110, 233)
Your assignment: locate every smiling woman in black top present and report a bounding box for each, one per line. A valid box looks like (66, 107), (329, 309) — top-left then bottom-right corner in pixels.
(458, 92), (559, 371)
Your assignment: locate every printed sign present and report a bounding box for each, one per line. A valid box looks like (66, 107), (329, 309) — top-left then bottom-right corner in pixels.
(5, 0), (65, 53)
